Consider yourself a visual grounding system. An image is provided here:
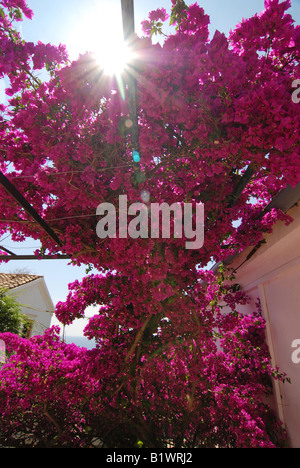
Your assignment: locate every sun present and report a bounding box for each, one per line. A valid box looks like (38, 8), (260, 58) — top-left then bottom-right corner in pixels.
(68, 3), (135, 77)
(92, 38), (135, 76)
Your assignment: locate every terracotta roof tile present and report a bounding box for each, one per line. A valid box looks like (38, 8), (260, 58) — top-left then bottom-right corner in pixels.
(0, 273), (42, 290)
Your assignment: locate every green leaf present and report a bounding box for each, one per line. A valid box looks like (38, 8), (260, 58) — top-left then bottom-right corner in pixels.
(169, 14), (176, 26)
(14, 8), (22, 20)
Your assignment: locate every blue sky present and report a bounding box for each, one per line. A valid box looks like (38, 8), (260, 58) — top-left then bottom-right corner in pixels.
(18, 1), (299, 49)
(1, 0), (299, 336)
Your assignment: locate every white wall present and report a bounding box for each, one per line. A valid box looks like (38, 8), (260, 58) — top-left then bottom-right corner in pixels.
(227, 203), (300, 447)
(10, 278), (54, 336)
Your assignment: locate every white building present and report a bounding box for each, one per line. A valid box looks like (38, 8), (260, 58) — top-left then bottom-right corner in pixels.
(0, 273), (55, 336)
(212, 183), (300, 447)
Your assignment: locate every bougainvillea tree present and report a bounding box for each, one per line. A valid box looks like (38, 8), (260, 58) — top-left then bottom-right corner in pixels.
(0, 0), (299, 447)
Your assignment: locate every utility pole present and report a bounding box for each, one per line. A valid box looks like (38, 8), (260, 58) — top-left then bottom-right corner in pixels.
(120, 0), (143, 180)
